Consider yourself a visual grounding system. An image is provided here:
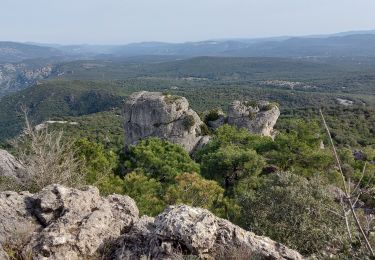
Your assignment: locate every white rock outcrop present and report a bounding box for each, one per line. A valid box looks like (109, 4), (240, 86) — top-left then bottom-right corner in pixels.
(124, 91), (208, 153)
(114, 205), (304, 260)
(0, 185), (303, 260)
(227, 100), (280, 137)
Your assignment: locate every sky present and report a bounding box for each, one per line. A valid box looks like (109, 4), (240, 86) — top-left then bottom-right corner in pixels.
(1, 0), (375, 45)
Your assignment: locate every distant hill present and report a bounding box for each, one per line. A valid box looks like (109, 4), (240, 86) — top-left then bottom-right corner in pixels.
(109, 34), (375, 58)
(0, 42), (64, 63)
(226, 34), (375, 57)
(3, 30), (375, 63)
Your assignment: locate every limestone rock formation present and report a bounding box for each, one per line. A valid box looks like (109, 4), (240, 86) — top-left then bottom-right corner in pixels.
(0, 149), (27, 182)
(26, 185), (139, 259)
(114, 205), (304, 260)
(0, 185), (138, 260)
(0, 191), (40, 246)
(0, 185), (303, 260)
(227, 100), (280, 137)
(0, 63), (54, 97)
(124, 91), (208, 153)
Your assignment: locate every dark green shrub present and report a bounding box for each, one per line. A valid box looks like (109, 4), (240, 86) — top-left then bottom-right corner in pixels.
(239, 172), (351, 255)
(204, 108), (222, 124)
(183, 115), (195, 131)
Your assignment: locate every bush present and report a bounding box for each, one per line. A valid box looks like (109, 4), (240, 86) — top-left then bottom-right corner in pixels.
(74, 139), (117, 182)
(200, 145), (265, 192)
(183, 115), (195, 131)
(239, 172), (351, 255)
(125, 138), (200, 183)
(199, 123), (211, 136)
(163, 93), (182, 104)
(14, 115), (84, 192)
(204, 108), (222, 124)
(164, 172), (225, 211)
(123, 171), (166, 216)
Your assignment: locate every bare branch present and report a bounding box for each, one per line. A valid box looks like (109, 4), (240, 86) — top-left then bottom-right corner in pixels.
(320, 109), (374, 256)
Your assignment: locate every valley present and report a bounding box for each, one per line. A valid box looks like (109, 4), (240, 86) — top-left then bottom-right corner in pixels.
(1, 30), (375, 259)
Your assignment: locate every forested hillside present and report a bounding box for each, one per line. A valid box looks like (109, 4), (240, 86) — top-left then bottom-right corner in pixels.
(1, 35), (375, 259)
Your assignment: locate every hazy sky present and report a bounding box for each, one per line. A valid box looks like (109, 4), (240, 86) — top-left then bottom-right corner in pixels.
(1, 0), (375, 44)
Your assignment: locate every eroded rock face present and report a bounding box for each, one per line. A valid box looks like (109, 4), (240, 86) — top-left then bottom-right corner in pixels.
(124, 91), (207, 153)
(0, 63), (54, 97)
(227, 100), (280, 137)
(0, 186), (303, 260)
(0, 185), (138, 260)
(0, 191), (40, 245)
(26, 185), (139, 259)
(0, 149), (27, 182)
(114, 205), (304, 260)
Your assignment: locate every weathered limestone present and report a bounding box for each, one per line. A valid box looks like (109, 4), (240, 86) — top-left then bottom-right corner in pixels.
(124, 92), (280, 153)
(124, 91), (208, 153)
(0, 191), (40, 245)
(0, 149), (27, 182)
(25, 185), (139, 259)
(114, 205), (304, 260)
(0, 185), (303, 260)
(227, 100), (280, 137)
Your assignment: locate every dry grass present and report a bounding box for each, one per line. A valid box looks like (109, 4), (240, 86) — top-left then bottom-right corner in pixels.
(12, 109), (84, 192)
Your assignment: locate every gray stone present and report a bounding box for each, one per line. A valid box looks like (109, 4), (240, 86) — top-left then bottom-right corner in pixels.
(227, 100), (280, 137)
(0, 185), (303, 260)
(124, 91), (208, 153)
(0, 149), (27, 182)
(0, 190), (40, 245)
(25, 185), (139, 260)
(115, 205), (304, 260)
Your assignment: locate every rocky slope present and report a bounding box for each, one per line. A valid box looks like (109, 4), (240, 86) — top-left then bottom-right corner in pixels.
(0, 184), (303, 260)
(0, 63), (54, 96)
(124, 91), (209, 153)
(0, 149), (27, 183)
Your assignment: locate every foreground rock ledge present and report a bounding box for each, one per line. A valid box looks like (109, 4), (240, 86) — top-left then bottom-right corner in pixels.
(0, 185), (303, 260)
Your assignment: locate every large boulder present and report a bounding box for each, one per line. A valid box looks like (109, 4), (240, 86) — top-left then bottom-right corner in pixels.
(0, 185), (139, 260)
(0, 149), (27, 182)
(227, 100), (280, 137)
(124, 91), (208, 153)
(0, 191), (41, 246)
(114, 205), (304, 260)
(25, 185), (139, 259)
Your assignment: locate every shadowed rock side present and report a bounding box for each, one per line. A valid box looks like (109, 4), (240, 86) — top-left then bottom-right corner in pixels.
(124, 91), (209, 153)
(0, 185), (303, 260)
(0, 149), (27, 182)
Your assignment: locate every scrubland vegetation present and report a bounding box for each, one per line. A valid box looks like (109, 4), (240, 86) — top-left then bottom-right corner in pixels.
(0, 56), (374, 258)
(3, 110), (374, 258)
